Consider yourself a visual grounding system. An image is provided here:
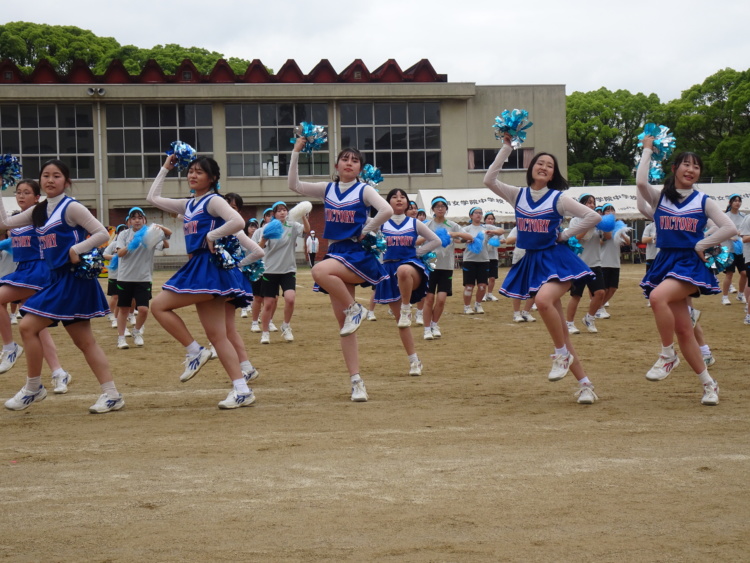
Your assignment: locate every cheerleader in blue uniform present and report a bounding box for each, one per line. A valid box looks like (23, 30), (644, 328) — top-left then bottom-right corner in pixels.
(0, 179), (72, 393)
(0, 161), (122, 413)
(484, 133), (601, 404)
(148, 155), (252, 409)
(288, 137), (392, 402)
(374, 189), (440, 376)
(636, 136), (735, 405)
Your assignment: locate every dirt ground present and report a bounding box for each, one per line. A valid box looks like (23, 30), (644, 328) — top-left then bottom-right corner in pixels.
(0, 263), (748, 562)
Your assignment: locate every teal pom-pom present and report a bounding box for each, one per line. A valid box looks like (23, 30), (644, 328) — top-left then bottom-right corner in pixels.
(467, 231), (485, 254)
(435, 228), (452, 248)
(263, 219), (284, 240)
(597, 214), (616, 232)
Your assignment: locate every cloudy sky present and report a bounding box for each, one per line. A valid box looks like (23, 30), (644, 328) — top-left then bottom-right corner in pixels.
(5, 0), (749, 102)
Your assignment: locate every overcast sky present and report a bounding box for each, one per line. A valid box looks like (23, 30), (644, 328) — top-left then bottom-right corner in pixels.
(5, 0), (749, 102)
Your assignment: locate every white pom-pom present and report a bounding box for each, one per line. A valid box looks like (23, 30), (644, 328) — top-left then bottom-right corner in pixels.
(288, 201), (313, 224)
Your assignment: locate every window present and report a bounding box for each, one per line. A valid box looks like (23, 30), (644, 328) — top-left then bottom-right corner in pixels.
(0, 104), (95, 179)
(340, 102), (441, 175)
(468, 148), (533, 170)
(106, 103), (213, 179)
(225, 102), (329, 177)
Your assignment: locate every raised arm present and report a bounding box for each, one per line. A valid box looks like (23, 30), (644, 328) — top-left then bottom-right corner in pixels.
(146, 156), (189, 216)
(483, 134), (522, 203)
(636, 139), (662, 210)
(288, 140), (328, 198)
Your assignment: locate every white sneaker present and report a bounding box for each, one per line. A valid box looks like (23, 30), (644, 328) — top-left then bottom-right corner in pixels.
(0, 343), (23, 373)
(521, 310), (536, 322)
(250, 322), (261, 333)
(398, 308), (412, 328)
(243, 368), (260, 383)
(722, 295), (731, 306)
(744, 314), (750, 325)
(124, 327), (132, 337)
(531, 303), (538, 311)
(269, 322), (278, 332)
(486, 294), (499, 302)
(431, 325), (442, 338)
(209, 345), (218, 359)
(729, 284), (737, 294)
(282, 326), (294, 342)
(367, 310), (377, 321)
(595, 308), (610, 319)
(582, 315), (597, 333)
(9, 313), (17, 325)
(52, 371), (72, 394)
(240, 307), (248, 318)
(423, 329), (434, 341)
(464, 305), (474, 315)
(513, 312), (525, 323)
(474, 303), (485, 314)
(179, 347), (212, 382)
(415, 310), (424, 326)
(549, 352), (573, 381)
(340, 303), (366, 336)
(604, 301), (610, 307)
(218, 389), (256, 409)
(5, 385), (47, 411)
(260, 332), (270, 345)
(132, 329), (144, 347)
(646, 354), (680, 381)
(117, 336), (129, 350)
(89, 393), (125, 414)
(351, 379), (368, 402)
(737, 293), (747, 304)
(567, 322), (580, 335)
(111, 318), (118, 329)
(575, 383), (598, 404)
(409, 360), (423, 376)
(703, 355), (716, 367)
(701, 381), (719, 406)
(689, 308), (701, 328)
(127, 313), (136, 326)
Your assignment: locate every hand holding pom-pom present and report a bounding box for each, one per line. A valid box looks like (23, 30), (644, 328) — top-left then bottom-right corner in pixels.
(597, 213), (616, 232)
(242, 260), (265, 282)
(467, 231), (485, 254)
(290, 122), (327, 154)
(361, 164), (384, 189)
(72, 249), (105, 279)
(420, 251), (437, 272)
(262, 219), (284, 240)
(567, 236), (583, 255)
(488, 235), (502, 248)
(361, 232), (387, 257)
(0, 154), (22, 191)
(492, 109), (533, 148)
(434, 228), (452, 248)
(127, 226), (150, 252)
(288, 201), (312, 224)
(165, 141), (197, 171)
(704, 246), (734, 274)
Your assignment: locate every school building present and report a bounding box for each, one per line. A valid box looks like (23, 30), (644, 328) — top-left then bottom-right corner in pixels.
(0, 57), (567, 257)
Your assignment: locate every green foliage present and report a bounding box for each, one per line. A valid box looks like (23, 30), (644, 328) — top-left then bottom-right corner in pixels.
(0, 21), (269, 76)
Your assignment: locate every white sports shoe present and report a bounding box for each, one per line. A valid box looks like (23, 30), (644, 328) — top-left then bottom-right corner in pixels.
(582, 315), (597, 333)
(409, 360), (423, 376)
(486, 294), (499, 302)
(243, 368), (260, 383)
(737, 293), (747, 304)
(250, 322), (261, 333)
(179, 347), (212, 382)
(415, 310), (424, 325)
(701, 381), (719, 406)
(744, 314), (750, 325)
(548, 352), (573, 381)
(689, 308), (701, 328)
(398, 308), (412, 328)
(604, 301), (610, 307)
(132, 328), (144, 347)
(703, 354), (716, 367)
(431, 325), (442, 338)
(260, 332), (270, 345)
(240, 307), (248, 318)
(646, 354), (680, 381)
(464, 305), (474, 315)
(531, 303), (538, 311)
(9, 313), (17, 325)
(269, 322), (278, 332)
(567, 322), (580, 335)
(218, 389), (256, 409)
(575, 383), (598, 404)
(351, 379), (368, 402)
(209, 345), (218, 359)
(282, 326), (294, 342)
(474, 303), (485, 314)
(721, 295), (731, 306)
(117, 336), (129, 350)
(729, 284), (737, 294)
(127, 313), (136, 326)
(89, 393), (125, 414)
(0, 343), (23, 374)
(52, 371), (72, 394)
(423, 329), (434, 340)
(5, 385), (47, 411)
(340, 303), (366, 336)
(513, 312), (525, 323)
(595, 308), (610, 319)
(124, 327), (132, 337)
(111, 318), (118, 329)
(521, 310), (536, 322)
(367, 310), (377, 321)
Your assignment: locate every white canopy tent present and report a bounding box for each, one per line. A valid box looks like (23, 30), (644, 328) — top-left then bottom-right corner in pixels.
(417, 183), (750, 223)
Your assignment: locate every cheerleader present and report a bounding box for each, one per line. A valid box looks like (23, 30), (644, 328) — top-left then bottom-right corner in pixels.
(719, 195), (746, 305)
(373, 189), (440, 375)
(0, 179), (72, 395)
(482, 212), (505, 301)
(257, 201), (308, 344)
(565, 194), (606, 334)
(1, 160), (123, 413)
(484, 133), (601, 404)
(113, 207), (172, 349)
(147, 154), (253, 409)
(636, 136), (735, 405)
(288, 137), (392, 402)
